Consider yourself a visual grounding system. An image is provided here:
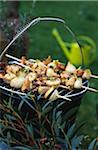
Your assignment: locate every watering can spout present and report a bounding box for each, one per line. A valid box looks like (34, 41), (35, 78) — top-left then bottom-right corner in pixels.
(52, 28), (96, 66)
(52, 28), (71, 59)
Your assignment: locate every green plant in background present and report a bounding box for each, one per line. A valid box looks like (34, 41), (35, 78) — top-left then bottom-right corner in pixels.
(52, 28), (96, 66)
(0, 97), (98, 150)
(0, 0), (98, 145)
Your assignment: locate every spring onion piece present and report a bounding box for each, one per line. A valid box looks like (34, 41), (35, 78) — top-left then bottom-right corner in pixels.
(0, 54), (98, 101)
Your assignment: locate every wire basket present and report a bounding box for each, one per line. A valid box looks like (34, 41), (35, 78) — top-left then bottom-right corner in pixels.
(0, 17), (88, 129)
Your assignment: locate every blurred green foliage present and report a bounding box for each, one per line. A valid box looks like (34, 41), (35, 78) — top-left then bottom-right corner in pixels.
(0, 1), (98, 138)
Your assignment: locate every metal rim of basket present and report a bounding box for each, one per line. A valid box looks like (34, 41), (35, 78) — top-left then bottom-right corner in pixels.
(0, 17), (88, 99)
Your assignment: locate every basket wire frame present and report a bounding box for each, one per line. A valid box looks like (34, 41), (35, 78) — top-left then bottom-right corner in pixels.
(0, 17), (87, 99)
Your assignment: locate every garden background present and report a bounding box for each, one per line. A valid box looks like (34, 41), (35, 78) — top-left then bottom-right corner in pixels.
(0, 1), (98, 138)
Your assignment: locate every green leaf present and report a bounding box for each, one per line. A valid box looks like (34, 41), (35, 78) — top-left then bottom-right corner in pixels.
(56, 137), (67, 148)
(71, 135), (84, 149)
(41, 105), (53, 117)
(18, 95), (36, 112)
(68, 122), (85, 140)
(42, 100), (53, 110)
(56, 111), (62, 120)
(52, 102), (65, 126)
(53, 111), (62, 127)
(18, 100), (24, 112)
(52, 111), (62, 136)
(56, 101), (66, 110)
(67, 123), (76, 139)
(8, 93), (13, 108)
(62, 107), (78, 123)
(5, 114), (16, 121)
(59, 126), (72, 150)
(0, 137), (7, 143)
(13, 146), (32, 150)
(88, 139), (97, 150)
(52, 107), (57, 125)
(26, 123), (34, 140)
(7, 131), (11, 141)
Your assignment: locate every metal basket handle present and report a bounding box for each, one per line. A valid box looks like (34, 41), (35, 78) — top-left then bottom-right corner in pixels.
(0, 17), (83, 65)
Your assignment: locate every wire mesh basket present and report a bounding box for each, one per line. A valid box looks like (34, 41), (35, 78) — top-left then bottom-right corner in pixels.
(0, 17), (88, 129)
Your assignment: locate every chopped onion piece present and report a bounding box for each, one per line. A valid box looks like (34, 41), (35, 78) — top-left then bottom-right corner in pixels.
(10, 76), (25, 89)
(74, 78), (82, 89)
(82, 69), (91, 79)
(66, 62), (76, 73)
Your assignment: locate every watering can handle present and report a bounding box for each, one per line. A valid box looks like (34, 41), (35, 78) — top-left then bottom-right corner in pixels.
(0, 17), (83, 65)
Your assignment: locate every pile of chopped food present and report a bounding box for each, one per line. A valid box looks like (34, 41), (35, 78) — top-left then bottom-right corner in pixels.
(0, 54), (98, 101)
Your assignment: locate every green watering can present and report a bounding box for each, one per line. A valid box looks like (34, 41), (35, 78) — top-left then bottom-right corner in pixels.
(52, 28), (96, 66)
